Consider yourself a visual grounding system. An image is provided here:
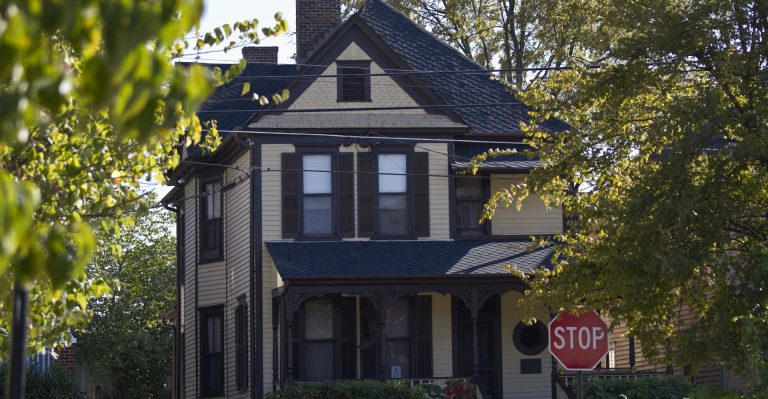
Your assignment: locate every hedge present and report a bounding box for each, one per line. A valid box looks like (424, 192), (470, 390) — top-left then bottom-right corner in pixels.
(582, 375), (695, 399)
(264, 380), (428, 399)
(0, 367), (86, 399)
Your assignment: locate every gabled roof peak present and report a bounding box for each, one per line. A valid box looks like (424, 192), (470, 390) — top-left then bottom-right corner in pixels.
(356, 0), (483, 69)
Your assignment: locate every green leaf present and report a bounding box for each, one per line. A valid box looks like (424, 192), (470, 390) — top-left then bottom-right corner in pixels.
(241, 82), (251, 96)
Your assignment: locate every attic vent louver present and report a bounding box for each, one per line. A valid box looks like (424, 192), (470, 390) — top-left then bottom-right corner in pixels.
(337, 61), (371, 102)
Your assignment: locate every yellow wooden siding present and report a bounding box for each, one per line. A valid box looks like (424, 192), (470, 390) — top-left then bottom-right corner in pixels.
(430, 293), (453, 377)
(500, 292), (552, 399)
(419, 144), (450, 239)
(225, 152), (251, 398)
(182, 178), (198, 399)
(197, 261), (226, 307)
(261, 144), (294, 395)
(490, 175), (563, 236)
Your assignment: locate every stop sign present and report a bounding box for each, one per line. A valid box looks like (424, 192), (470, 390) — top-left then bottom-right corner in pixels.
(549, 310), (609, 370)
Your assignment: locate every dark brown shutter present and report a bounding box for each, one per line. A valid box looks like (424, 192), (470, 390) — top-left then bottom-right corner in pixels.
(337, 153), (355, 237)
(414, 295), (433, 377)
(338, 297), (357, 379)
(281, 153), (299, 238)
(357, 153), (375, 237)
(359, 298), (378, 379)
(411, 152), (430, 237)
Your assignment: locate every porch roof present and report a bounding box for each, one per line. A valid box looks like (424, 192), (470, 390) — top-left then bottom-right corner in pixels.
(451, 143), (541, 171)
(265, 239), (553, 280)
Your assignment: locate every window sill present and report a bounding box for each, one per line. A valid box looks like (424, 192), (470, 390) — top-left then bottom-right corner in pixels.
(370, 235), (417, 241)
(295, 236), (342, 241)
(199, 256), (224, 264)
(336, 98), (372, 103)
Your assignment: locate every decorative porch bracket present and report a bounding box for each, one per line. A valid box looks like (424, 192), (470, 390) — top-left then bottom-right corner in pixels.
(454, 290), (500, 380)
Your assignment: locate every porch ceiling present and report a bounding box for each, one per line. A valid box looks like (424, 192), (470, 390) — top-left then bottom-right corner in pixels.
(265, 239), (553, 280)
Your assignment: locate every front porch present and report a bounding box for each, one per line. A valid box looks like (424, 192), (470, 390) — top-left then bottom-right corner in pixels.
(265, 240), (557, 399)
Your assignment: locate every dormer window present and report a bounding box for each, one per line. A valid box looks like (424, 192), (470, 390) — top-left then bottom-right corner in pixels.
(337, 61), (371, 102)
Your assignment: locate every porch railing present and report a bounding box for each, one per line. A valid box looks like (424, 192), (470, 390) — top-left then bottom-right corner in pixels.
(396, 377), (484, 399)
(553, 368), (671, 399)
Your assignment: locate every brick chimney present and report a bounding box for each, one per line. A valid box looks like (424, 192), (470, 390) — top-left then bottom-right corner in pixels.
(296, 0), (341, 62)
(242, 46), (279, 64)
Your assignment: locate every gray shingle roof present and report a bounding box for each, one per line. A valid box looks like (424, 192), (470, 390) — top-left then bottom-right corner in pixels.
(187, 0), (567, 141)
(265, 240), (553, 279)
(357, 0), (567, 135)
(452, 143), (541, 170)
(192, 62), (297, 131)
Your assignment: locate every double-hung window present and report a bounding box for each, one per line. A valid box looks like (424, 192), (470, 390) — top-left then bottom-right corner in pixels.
(455, 176), (489, 237)
(302, 154), (333, 236)
(200, 179), (223, 262)
(377, 153), (408, 236)
(291, 298), (357, 381)
(200, 307), (224, 397)
(282, 151), (354, 239)
(382, 296), (433, 379)
(357, 150), (429, 238)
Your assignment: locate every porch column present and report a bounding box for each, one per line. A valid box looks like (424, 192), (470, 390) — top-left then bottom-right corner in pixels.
(470, 290), (480, 380)
(379, 305), (388, 380)
(272, 297), (280, 390)
(285, 292), (295, 384)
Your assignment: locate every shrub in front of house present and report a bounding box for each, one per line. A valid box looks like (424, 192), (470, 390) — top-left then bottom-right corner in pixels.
(264, 380), (430, 399)
(583, 375), (694, 399)
(0, 367), (86, 399)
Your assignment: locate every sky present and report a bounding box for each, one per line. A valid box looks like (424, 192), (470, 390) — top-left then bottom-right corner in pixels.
(177, 0), (298, 64)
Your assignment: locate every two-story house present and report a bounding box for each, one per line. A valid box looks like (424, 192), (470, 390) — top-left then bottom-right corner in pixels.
(163, 1), (565, 398)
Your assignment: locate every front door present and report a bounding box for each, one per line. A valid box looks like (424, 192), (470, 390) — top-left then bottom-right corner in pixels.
(454, 296), (502, 399)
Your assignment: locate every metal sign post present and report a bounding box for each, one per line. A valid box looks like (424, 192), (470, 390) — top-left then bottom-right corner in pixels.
(576, 370), (584, 399)
(8, 281), (29, 399)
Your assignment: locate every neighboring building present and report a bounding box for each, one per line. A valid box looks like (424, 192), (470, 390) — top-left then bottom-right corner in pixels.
(163, 0), (568, 398)
(609, 316), (755, 393)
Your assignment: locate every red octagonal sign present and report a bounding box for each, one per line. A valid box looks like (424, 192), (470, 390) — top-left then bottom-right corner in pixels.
(549, 310), (609, 370)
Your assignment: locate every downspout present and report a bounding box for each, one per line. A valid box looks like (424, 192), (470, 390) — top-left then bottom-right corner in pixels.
(236, 133), (263, 399)
(163, 201), (181, 399)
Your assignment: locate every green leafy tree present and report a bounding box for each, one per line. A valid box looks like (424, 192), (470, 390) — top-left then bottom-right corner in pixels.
(0, 0), (286, 381)
(476, 0), (768, 392)
(76, 209), (176, 399)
